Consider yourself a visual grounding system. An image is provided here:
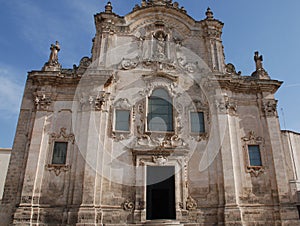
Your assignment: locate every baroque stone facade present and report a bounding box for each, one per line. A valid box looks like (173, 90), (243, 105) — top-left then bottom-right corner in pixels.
(1, 1), (300, 225)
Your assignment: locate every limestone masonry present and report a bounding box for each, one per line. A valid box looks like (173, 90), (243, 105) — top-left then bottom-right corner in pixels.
(1, 1), (300, 225)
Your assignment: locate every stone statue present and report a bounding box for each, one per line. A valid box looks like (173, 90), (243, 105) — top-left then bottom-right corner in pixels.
(251, 51), (270, 79)
(154, 31), (167, 59)
(48, 41), (60, 65)
(254, 51), (263, 71)
(157, 33), (165, 54)
(42, 41), (61, 71)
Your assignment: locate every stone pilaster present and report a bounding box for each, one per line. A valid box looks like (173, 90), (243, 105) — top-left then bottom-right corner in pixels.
(13, 110), (53, 224)
(76, 106), (113, 225)
(215, 110), (243, 224)
(265, 113), (300, 224)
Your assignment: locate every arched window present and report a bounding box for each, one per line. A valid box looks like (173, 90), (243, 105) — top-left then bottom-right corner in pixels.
(148, 88), (173, 132)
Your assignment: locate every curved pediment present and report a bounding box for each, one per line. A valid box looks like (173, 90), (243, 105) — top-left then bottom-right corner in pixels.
(126, 8), (197, 38)
(142, 71), (178, 82)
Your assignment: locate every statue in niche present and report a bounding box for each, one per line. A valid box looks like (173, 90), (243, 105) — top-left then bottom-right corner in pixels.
(153, 31), (168, 60)
(254, 51), (263, 71)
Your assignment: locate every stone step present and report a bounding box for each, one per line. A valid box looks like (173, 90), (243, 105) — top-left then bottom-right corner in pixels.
(144, 220), (183, 225)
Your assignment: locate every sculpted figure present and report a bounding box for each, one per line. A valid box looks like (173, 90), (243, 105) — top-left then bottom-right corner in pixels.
(49, 41), (60, 64)
(154, 31), (167, 59)
(251, 51), (269, 79)
(157, 33), (165, 54)
(254, 51), (263, 70)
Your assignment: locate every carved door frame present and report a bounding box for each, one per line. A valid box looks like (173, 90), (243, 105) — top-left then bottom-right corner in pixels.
(132, 149), (188, 223)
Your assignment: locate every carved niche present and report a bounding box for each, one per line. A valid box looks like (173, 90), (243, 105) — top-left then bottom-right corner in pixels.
(45, 128), (75, 176)
(153, 30), (168, 60)
(241, 131), (265, 177)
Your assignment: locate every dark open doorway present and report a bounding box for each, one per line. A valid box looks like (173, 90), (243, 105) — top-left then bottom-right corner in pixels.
(146, 166), (176, 220)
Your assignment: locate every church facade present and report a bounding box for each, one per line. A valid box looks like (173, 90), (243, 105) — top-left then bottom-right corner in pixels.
(1, 1), (300, 225)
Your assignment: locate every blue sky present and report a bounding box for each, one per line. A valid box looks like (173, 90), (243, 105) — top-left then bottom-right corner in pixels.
(0, 0), (299, 148)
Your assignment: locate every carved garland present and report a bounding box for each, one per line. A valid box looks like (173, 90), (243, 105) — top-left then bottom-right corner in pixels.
(135, 134), (187, 149)
(45, 165), (71, 176)
(49, 127), (75, 144)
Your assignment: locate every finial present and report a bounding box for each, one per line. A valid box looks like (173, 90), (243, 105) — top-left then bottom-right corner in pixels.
(206, 7), (214, 19)
(180, 6), (187, 13)
(105, 1), (113, 13)
(141, 0), (147, 7)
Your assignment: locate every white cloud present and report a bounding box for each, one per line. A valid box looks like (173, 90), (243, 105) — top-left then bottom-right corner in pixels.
(0, 66), (24, 117)
(284, 83), (300, 88)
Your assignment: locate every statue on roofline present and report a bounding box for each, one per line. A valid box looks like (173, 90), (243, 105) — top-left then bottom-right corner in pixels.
(49, 41), (60, 65)
(251, 51), (270, 79)
(254, 51), (263, 71)
(42, 41), (61, 71)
